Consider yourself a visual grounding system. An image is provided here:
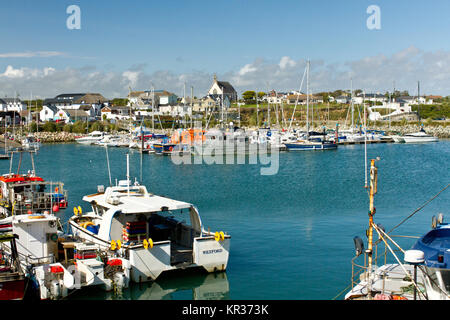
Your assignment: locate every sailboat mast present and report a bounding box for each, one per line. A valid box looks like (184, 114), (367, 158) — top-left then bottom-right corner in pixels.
(417, 81), (421, 123)
(306, 60), (310, 136)
(256, 89), (259, 128)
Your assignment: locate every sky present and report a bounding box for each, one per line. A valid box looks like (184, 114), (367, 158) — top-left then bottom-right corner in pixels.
(0, 0), (450, 98)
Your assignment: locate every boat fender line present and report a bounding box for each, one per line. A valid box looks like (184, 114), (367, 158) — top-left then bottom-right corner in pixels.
(81, 221), (95, 229)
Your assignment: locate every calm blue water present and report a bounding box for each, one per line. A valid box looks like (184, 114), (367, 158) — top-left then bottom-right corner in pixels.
(2, 141), (449, 300)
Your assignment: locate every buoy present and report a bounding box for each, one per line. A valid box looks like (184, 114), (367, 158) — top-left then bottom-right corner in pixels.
(55, 187), (59, 193)
(110, 240), (117, 251)
(143, 239), (149, 249)
(78, 206), (82, 214)
(214, 232), (220, 242)
(27, 210), (32, 214)
(73, 207), (78, 215)
(219, 231), (225, 241)
(52, 204), (59, 213)
(116, 239), (122, 249)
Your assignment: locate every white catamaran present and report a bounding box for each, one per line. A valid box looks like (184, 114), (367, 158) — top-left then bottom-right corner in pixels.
(69, 154), (230, 283)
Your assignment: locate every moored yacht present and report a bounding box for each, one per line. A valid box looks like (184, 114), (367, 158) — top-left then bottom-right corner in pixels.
(400, 128), (438, 143)
(75, 131), (108, 145)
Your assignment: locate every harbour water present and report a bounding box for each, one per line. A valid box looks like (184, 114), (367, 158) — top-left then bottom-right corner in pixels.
(3, 141), (448, 300)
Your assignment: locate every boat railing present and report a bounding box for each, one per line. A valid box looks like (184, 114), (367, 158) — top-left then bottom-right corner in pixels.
(11, 189), (68, 215)
(350, 234), (420, 290)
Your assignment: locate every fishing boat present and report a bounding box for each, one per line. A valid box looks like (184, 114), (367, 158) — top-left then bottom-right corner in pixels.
(75, 131), (108, 145)
(0, 233), (27, 300)
(345, 159), (450, 300)
(68, 154), (231, 283)
(0, 151), (68, 218)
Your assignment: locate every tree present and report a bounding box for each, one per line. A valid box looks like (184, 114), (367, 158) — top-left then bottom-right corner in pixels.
(242, 91), (256, 102)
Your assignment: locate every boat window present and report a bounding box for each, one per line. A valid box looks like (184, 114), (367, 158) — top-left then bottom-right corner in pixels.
(441, 270), (450, 293)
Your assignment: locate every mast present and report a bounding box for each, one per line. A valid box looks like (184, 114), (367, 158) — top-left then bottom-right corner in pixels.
(366, 158), (378, 298)
(351, 79), (354, 131)
(417, 81), (421, 123)
(306, 60), (310, 136)
(256, 89), (259, 128)
(267, 84), (270, 128)
(151, 85), (155, 132)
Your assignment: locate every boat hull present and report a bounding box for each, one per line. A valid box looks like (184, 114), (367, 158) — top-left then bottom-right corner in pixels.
(0, 274), (26, 300)
(285, 142), (337, 151)
(401, 136), (438, 143)
(69, 220), (230, 282)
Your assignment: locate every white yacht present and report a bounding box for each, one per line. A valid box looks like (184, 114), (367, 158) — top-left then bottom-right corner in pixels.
(75, 131), (108, 145)
(400, 129), (438, 143)
(69, 156), (230, 283)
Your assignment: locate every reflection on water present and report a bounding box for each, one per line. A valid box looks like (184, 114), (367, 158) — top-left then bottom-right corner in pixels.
(69, 271), (230, 300)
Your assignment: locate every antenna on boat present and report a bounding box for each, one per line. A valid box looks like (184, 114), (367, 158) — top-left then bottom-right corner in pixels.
(126, 153), (130, 198)
(105, 145), (112, 186)
(366, 157), (379, 299)
(363, 90), (368, 189)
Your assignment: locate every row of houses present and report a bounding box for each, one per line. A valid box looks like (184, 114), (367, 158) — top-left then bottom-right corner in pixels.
(36, 75), (238, 123)
(260, 90), (442, 105)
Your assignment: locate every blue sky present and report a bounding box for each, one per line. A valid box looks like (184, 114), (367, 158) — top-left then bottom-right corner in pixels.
(1, 0), (450, 97)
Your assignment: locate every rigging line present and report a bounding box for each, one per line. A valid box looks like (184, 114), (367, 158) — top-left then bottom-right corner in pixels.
(387, 183), (450, 235)
(373, 224), (428, 300)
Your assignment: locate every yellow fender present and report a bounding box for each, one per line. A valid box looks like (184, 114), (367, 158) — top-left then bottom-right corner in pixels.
(214, 231), (220, 242)
(78, 206), (82, 214)
(143, 239), (149, 249)
(219, 231), (225, 241)
(73, 207), (78, 215)
(110, 240), (117, 251)
(116, 239), (122, 250)
(148, 238), (153, 249)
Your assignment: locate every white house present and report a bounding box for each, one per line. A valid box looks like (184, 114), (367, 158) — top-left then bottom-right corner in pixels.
(39, 105), (59, 122)
(43, 93), (107, 118)
(0, 98), (27, 112)
(207, 74), (238, 102)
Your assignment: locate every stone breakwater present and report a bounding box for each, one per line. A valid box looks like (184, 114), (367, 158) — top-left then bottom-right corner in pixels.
(34, 132), (78, 143)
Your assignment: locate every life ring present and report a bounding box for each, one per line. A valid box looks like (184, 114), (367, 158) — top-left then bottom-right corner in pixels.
(219, 231), (225, 241)
(143, 239), (149, 249)
(148, 238), (153, 249)
(214, 231), (220, 242)
(169, 146), (173, 152)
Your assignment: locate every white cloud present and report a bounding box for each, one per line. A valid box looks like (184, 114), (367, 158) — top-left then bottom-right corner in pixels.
(0, 46), (449, 99)
(0, 51), (65, 58)
(279, 56), (296, 70)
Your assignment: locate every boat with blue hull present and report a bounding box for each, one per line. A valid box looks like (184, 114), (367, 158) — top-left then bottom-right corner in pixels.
(285, 140), (337, 151)
(345, 158), (450, 300)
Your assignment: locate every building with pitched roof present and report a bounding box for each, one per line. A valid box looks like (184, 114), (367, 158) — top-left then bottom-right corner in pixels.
(207, 74), (237, 102)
